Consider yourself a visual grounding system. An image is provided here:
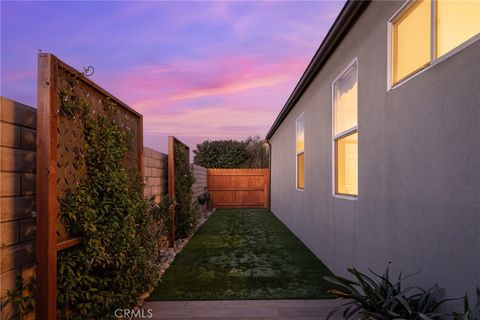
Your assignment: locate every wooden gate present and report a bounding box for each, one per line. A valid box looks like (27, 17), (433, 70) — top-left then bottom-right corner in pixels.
(207, 169), (269, 208)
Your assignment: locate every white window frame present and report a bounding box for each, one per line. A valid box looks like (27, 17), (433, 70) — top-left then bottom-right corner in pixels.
(388, 0), (480, 90)
(295, 112), (305, 191)
(331, 58), (358, 201)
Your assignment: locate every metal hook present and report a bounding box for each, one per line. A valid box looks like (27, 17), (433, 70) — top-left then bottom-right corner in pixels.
(82, 66), (95, 77)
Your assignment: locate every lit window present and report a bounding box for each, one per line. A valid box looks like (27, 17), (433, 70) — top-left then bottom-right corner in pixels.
(392, 0), (431, 84)
(334, 64), (358, 135)
(336, 133), (358, 196)
(333, 61), (358, 197)
(390, 0), (480, 86)
(296, 114), (304, 189)
(297, 153), (304, 189)
(436, 0), (480, 58)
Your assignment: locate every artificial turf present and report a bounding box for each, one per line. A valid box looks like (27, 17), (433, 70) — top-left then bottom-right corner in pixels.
(149, 208), (334, 300)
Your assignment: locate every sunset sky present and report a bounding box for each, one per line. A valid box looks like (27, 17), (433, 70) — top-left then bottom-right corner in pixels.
(1, 1), (344, 152)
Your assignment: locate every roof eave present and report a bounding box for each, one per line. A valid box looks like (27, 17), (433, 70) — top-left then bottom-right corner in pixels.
(266, 0), (369, 140)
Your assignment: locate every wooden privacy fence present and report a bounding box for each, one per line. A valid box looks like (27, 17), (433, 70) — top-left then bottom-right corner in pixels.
(207, 169), (269, 208)
(36, 53), (143, 320)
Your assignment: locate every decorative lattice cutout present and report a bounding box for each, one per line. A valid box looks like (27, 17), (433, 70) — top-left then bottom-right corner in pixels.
(55, 64), (140, 243)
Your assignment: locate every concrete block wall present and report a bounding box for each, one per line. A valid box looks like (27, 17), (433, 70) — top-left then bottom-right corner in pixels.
(0, 97), (199, 318)
(0, 98), (171, 319)
(143, 147), (168, 203)
(192, 164), (208, 212)
(0, 97), (37, 320)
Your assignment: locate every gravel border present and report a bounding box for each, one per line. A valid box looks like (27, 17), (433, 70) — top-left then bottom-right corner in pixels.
(138, 208), (216, 305)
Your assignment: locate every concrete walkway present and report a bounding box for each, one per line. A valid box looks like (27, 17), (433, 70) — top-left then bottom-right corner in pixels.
(138, 299), (343, 319)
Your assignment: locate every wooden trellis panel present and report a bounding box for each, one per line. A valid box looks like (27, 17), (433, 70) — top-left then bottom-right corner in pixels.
(207, 169), (270, 208)
(167, 136), (190, 247)
(36, 53), (143, 320)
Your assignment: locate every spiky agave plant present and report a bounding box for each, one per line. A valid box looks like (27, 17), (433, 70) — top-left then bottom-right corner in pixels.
(324, 263), (453, 320)
(453, 288), (480, 320)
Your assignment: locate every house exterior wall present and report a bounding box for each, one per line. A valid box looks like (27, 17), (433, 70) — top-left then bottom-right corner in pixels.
(270, 0), (480, 298)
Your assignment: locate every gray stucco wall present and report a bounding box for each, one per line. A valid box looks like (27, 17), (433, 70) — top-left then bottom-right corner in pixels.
(270, 0), (480, 298)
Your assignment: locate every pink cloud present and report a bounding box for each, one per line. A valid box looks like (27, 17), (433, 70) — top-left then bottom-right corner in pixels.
(5, 70), (35, 82)
(2, 0), (345, 154)
(96, 54), (306, 108)
(142, 103), (277, 152)
(144, 105), (274, 137)
(170, 73), (292, 101)
(85, 52), (310, 153)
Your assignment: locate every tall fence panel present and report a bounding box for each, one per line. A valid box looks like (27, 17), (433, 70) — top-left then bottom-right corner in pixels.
(36, 53), (143, 320)
(167, 136), (190, 247)
(207, 169), (269, 208)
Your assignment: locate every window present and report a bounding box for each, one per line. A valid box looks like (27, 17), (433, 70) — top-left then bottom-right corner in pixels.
(333, 60), (358, 197)
(390, 0), (480, 86)
(296, 113), (304, 189)
(392, 0), (431, 84)
(436, 1), (480, 58)
(336, 133), (358, 195)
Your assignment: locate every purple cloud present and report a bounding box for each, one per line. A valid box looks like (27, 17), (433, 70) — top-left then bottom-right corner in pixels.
(1, 1), (345, 152)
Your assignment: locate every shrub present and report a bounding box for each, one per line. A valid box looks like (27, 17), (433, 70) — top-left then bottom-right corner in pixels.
(5, 276), (36, 318)
(324, 264), (452, 320)
(193, 139), (250, 168)
(193, 136), (269, 168)
(173, 143), (196, 239)
(243, 136), (269, 168)
(55, 78), (165, 319)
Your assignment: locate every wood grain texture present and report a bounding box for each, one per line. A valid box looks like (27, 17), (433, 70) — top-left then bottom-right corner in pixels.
(207, 169), (270, 208)
(56, 237), (81, 251)
(167, 136), (191, 247)
(36, 53), (58, 320)
(167, 136), (175, 247)
(35, 53), (144, 319)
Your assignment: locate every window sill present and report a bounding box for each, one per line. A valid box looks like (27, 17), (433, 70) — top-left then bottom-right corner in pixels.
(388, 34), (480, 91)
(333, 194), (357, 201)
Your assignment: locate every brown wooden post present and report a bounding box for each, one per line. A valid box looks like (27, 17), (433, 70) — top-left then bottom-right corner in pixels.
(167, 136), (175, 247)
(264, 169), (270, 209)
(138, 116), (144, 195)
(35, 53), (145, 319)
(36, 53), (58, 320)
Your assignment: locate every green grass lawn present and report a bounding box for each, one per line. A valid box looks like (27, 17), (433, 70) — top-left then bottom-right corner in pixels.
(149, 208), (334, 300)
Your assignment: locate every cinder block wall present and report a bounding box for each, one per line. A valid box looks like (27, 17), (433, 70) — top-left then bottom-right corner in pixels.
(143, 147), (168, 203)
(0, 97), (199, 318)
(0, 98), (171, 319)
(0, 97), (37, 320)
(192, 164), (208, 212)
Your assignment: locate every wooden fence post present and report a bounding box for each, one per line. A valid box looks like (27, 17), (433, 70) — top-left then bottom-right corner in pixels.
(36, 53), (58, 320)
(264, 169), (270, 209)
(36, 53), (144, 319)
(167, 136), (175, 247)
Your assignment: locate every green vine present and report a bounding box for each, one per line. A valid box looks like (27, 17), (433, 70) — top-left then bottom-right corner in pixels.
(55, 74), (165, 319)
(173, 143), (196, 239)
(5, 276), (36, 319)
(4, 71), (187, 319)
(58, 77), (89, 120)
